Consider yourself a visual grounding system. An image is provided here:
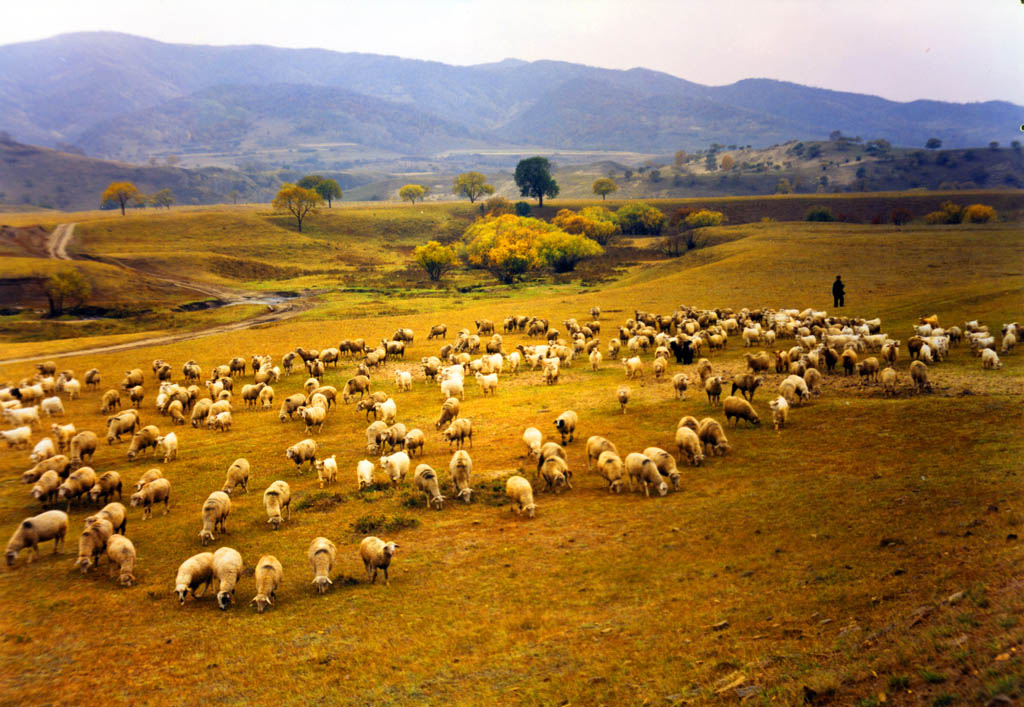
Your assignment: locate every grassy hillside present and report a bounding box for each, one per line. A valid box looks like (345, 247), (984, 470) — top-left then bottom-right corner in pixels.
(0, 211), (1022, 703)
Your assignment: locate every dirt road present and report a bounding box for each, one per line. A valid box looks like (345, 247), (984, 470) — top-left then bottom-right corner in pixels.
(47, 222), (75, 260)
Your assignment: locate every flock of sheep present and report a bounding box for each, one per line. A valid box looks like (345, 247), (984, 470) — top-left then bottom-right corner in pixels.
(1, 306), (1016, 612)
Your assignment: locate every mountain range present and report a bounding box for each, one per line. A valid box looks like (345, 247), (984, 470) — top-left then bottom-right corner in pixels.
(0, 32), (1020, 163)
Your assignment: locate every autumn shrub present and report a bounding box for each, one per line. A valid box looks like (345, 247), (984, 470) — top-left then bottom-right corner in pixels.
(963, 204), (997, 223)
(616, 202), (666, 235)
(806, 205), (836, 222)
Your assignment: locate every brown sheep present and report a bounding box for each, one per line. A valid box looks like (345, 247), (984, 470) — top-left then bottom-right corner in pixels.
(723, 396), (761, 427)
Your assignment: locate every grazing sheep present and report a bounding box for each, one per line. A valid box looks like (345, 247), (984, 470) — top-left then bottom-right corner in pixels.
(626, 453), (667, 497)
(909, 360), (930, 393)
(106, 534), (136, 586)
(697, 417), (730, 456)
(652, 357), (668, 380)
(1, 426), (32, 449)
(1001, 331), (1017, 355)
(51, 422), (76, 454)
(212, 547), (244, 611)
(856, 356), (880, 383)
(586, 436), (619, 472)
(441, 376), (466, 400)
(536, 442), (567, 477)
(674, 426), (704, 467)
(31, 470), (61, 506)
(768, 396), (790, 430)
(174, 552), (215, 604)
(677, 415), (700, 432)
(279, 393), (306, 422)
(207, 410), (232, 432)
(29, 437), (56, 464)
(356, 459), (376, 490)
(554, 410), (578, 444)
(69, 430), (98, 468)
(506, 475), (537, 518)
(87, 502), (128, 536)
(449, 450), (473, 502)
(258, 385), (275, 411)
(380, 452), (410, 486)
(595, 450), (625, 492)
(5, 510), (68, 566)
(285, 438), (318, 472)
(135, 468), (163, 491)
(75, 517), (113, 574)
(779, 375), (810, 405)
(365, 421), (388, 454)
(251, 554), (283, 613)
(127, 425), (161, 461)
(522, 427), (543, 460)
(982, 348), (1002, 370)
(128, 385), (145, 407)
(89, 471), (123, 505)
(263, 480), (291, 530)
(803, 367), (823, 395)
(443, 418), (473, 450)
(307, 537), (337, 595)
(360, 536), (399, 586)
(744, 351), (771, 373)
(617, 386), (630, 413)
(130, 478), (171, 519)
(342, 375), (372, 404)
(428, 324), (447, 340)
(155, 432), (178, 463)
(101, 389), (121, 414)
(40, 396), (64, 417)
(85, 369), (101, 390)
(106, 409), (140, 444)
(414, 464), (445, 510)
(880, 367), (899, 397)
(190, 399), (212, 428)
(199, 491), (232, 546)
(121, 368), (144, 390)
(643, 447), (681, 490)
(399, 428), (423, 457)
(723, 396), (761, 427)
(222, 458), (250, 495)
(704, 376), (723, 406)
(57, 467), (97, 510)
(540, 455), (570, 493)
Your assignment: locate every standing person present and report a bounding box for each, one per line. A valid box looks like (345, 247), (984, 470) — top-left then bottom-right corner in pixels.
(832, 275), (845, 308)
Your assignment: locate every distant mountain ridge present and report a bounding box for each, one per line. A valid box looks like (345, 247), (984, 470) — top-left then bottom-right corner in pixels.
(0, 32), (1019, 160)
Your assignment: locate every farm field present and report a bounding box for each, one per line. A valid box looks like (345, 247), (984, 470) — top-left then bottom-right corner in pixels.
(0, 207), (1023, 704)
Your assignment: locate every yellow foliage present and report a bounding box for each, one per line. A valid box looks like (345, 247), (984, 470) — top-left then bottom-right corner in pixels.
(963, 204), (997, 223)
(272, 183), (322, 232)
(101, 181), (141, 215)
(399, 184), (428, 204)
(462, 213), (602, 282)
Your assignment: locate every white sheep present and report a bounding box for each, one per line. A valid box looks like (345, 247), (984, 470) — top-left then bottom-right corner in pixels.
(589, 349), (602, 370)
(414, 464), (445, 510)
(199, 491), (232, 546)
(308, 536), (337, 594)
(4, 406), (41, 429)
(768, 395), (790, 431)
(106, 534), (136, 586)
(263, 480), (291, 530)
(440, 377), (464, 400)
(40, 396), (65, 417)
(174, 552), (215, 604)
(1, 426), (32, 449)
(375, 398), (398, 425)
(505, 475), (537, 518)
(314, 455), (339, 488)
(213, 546), (244, 610)
(674, 426), (704, 467)
(359, 536), (399, 586)
(625, 452), (667, 497)
(380, 451), (410, 486)
(251, 554), (283, 613)
(522, 427), (543, 460)
(5, 510), (68, 566)
(449, 450), (473, 502)
(75, 517), (113, 574)
(130, 477), (171, 519)
(595, 450), (625, 492)
(982, 348), (1002, 369)
(29, 437), (56, 464)
(51, 422), (76, 453)
(155, 432), (178, 463)
(642, 447), (680, 490)
(474, 372), (499, 396)
(622, 356), (644, 383)
(356, 459), (375, 490)
(222, 458), (250, 495)
(395, 370), (413, 392)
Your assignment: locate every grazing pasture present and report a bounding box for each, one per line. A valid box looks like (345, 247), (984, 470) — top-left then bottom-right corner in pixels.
(0, 210), (1022, 704)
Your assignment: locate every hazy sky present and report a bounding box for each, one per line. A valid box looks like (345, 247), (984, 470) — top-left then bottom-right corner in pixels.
(3, 0), (1022, 105)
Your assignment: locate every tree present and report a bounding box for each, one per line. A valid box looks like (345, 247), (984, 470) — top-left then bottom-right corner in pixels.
(552, 207), (620, 245)
(537, 230), (603, 273)
(775, 178), (793, 194)
(413, 241), (458, 281)
(399, 184), (427, 204)
(662, 209), (724, 256)
(963, 204), (996, 223)
(101, 182), (141, 216)
(482, 196), (511, 216)
(720, 154), (735, 171)
(297, 175), (342, 207)
(684, 209), (725, 228)
(926, 137), (943, 150)
(592, 178), (618, 200)
(514, 157), (559, 207)
(151, 188), (175, 210)
(805, 205), (836, 222)
(615, 202), (666, 235)
(43, 268), (91, 316)
(461, 214), (600, 282)
(452, 172), (494, 203)
(673, 150), (687, 168)
(272, 183), (322, 233)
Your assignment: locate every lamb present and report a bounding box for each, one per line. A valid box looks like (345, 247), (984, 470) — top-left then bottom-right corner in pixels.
(441, 376), (465, 400)
(30, 437), (56, 464)
(704, 376), (723, 406)
(617, 387), (630, 414)
(674, 426), (704, 466)
(643, 447), (681, 490)
(75, 517), (113, 574)
(374, 397), (398, 425)
(982, 348), (1002, 370)
(174, 552), (215, 604)
(880, 367), (899, 397)
(135, 468), (163, 491)
(127, 425), (161, 461)
(355, 459), (376, 490)
(380, 451), (410, 486)
(87, 502), (128, 535)
(554, 410), (578, 444)
(106, 534), (136, 586)
(89, 471), (123, 505)
(285, 438), (318, 472)
(31, 470), (61, 505)
(506, 475), (537, 518)
(85, 368), (101, 390)
(594, 450), (625, 492)
(768, 396), (790, 431)
(212, 547), (244, 611)
(475, 372), (499, 396)
(57, 467), (97, 510)
(222, 458), (250, 495)
(443, 418), (473, 450)
(542, 357), (560, 385)
(5, 510), (68, 566)
(622, 356), (644, 383)
(589, 348), (602, 370)
(586, 436), (619, 472)
(414, 464), (445, 510)
(130, 478), (171, 519)
(5, 405), (41, 429)
(523, 427), (543, 460)
(1, 426), (32, 449)
(697, 417), (730, 456)
(540, 455), (570, 493)
(909, 360), (930, 393)
(263, 480), (291, 530)
(190, 399), (212, 428)
(723, 396), (761, 427)
(626, 453), (667, 497)
(207, 410), (232, 432)
(52, 422), (76, 453)
(155, 432), (178, 463)
(106, 409), (140, 443)
(199, 491), (232, 546)
(449, 450), (473, 502)
(306, 536), (337, 595)
(360, 536), (399, 586)
(40, 396), (64, 417)
(279, 393), (307, 421)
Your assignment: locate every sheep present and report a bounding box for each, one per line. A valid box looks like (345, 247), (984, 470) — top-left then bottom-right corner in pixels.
(677, 415), (700, 432)
(57, 467), (97, 511)
(127, 425), (161, 461)
(585, 436), (619, 473)
(84, 369), (101, 390)
(248, 554), (283, 613)
(542, 357), (560, 385)
(31, 470), (61, 506)
(723, 396), (760, 427)
(697, 417), (730, 456)
(50, 422), (75, 454)
(449, 450), (473, 502)
(474, 372), (499, 397)
(1001, 331), (1017, 355)
(128, 385), (145, 408)
(222, 458), (250, 495)
(506, 475), (537, 518)
(540, 455), (570, 493)
(106, 534), (136, 586)
(130, 478), (171, 519)
(40, 396), (64, 418)
(428, 324), (447, 339)
(880, 367), (899, 397)
(554, 410), (578, 444)
(856, 357), (880, 382)
(207, 410), (232, 432)
(593, 450), (625, 492)
(360, 536), (399, 586)
(617, 386), (630, 413)
(306, 536), (337, 595)
(909, 360), (930, 393)
(443, 418), (473, 450)
(297, 404), (326, 435)
(674, 426), (704, 466)
(803, 367), (823, 395)
(766, 395), (790, 431)
(106, 409), (140, 443)
(536, 441), (567, 477)
(135, 468), (163, 491)
(643, 447), (681, 490)
(279, 393), (306, 422)
(626, 453), (667, 497)
(779, 375), (810, 405)
(652, 357), (668, 381)
(589, 348), (602, 371)
(87, 502), (128, 535)
(841, 348), (858, 375)
(75, 517), (113, 574)
(5, 405), (41, 430)
(374, 398), (398, 425)
(29, 436), (56, 464)
(622, 356), (644, 383)
(5, 510), (68, 566)
(607, 339), (621, 358)
(121, 368), (144, 390)
(89, 471), (123, 505)
(100, 389), (121, 414)
(414, 464), (445, 510)
(380, 451), (410, 486)
(704, 376), (723, 406)
(190, 399), (212, 428)
(155, 432), (178, 463)
(199, 491), (232, 545)
(211, 547), (244, 611)
(523, 427), (543, 460)
(365, 421), (388, 454)
(263, 480), (291, 530)
(982, 348), (1002, 370)
(342, 375), (372, 404)
(441, 376), (465, 400)
(258, 385), (275, 411)
(354, 459), (377, 490)
(285, 438), (317, 472)
(1, 426), (32, 449)
(174, 552), (216, 604)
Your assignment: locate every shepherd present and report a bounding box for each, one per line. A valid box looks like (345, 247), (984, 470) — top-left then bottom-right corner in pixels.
(832, 275), (845, 308)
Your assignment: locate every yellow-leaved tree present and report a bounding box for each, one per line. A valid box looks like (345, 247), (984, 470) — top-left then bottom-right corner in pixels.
(413, 241), (458, 281)
(552, 207), (620, 245)
(272, 183), (323, 233)
(591, 178), (618, 200)
(101, 181), (141, 215)
(399, 184), (428, 204)
(452, 172), (494, 203)
(462, 214), (602, 283)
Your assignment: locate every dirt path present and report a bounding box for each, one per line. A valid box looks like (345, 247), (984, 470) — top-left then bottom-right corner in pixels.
(47, 222), (75, 260)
